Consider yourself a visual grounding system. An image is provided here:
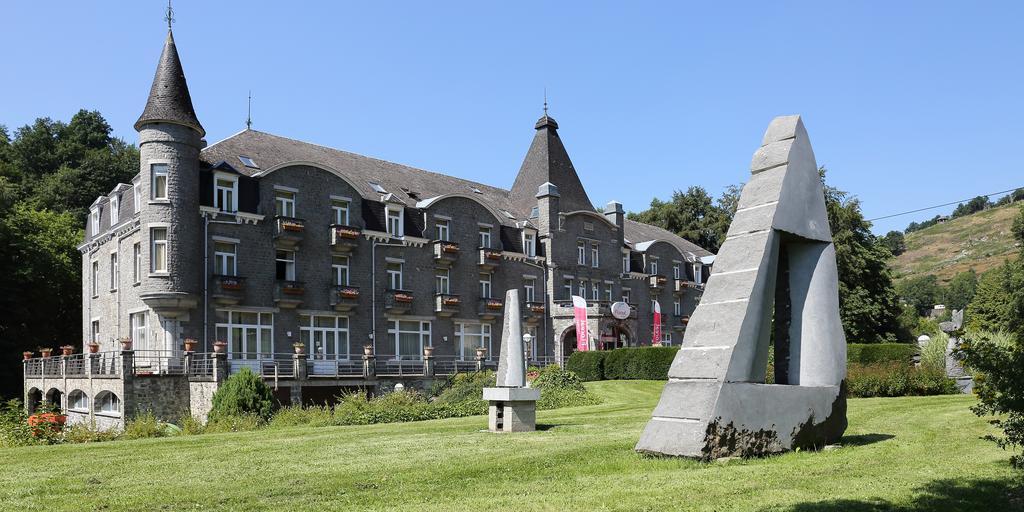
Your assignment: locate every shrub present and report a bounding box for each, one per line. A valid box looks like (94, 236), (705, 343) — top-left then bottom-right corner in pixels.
(433, 371), (495, 403)
(209, 367), (274, 421)
(269, 405), (335, 428)
(62, 423), (119, 444)
(919, 332), (949, 373)
(532, 365), (601, 409)
(178, 413), (206, 436)
(204, 414), (263, 433)
(847, 343), (918, 365)
(846, 362), (958, 398)
(0, 399), (36, 447)
(956, 329), (1024, 467)
(602, 347), (679, 380)
(565, 351), (606, 381)
(122, 411), (169, 440)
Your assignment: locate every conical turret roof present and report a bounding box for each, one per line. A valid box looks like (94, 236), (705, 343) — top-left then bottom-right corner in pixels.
(135, 30), (204, 136)
(509, 114), (594, 214)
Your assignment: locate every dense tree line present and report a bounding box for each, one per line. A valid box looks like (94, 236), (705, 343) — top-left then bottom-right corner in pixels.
(0, 111), (139, 398)
(629, 168), (904, 343)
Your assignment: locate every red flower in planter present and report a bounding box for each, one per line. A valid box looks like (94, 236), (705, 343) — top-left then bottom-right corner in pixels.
(394, 292), (414, 303)
(339, 287), (360, 299)
(27, 413), (66, 437)
(335, 226), (360, 239)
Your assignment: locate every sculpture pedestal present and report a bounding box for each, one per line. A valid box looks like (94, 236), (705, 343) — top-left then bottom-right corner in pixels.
(483, 387), (540, 432)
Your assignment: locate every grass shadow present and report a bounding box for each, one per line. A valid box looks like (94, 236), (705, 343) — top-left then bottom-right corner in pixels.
(771, 477), (1024, 512)
(841, 433), (895, 447)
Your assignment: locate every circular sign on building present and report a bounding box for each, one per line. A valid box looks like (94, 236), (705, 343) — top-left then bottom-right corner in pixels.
(610, 301), (631, 320)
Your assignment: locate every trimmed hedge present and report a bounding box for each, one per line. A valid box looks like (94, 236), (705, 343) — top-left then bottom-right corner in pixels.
(847, 343), (918, 365)
(566, 347), (680, 381)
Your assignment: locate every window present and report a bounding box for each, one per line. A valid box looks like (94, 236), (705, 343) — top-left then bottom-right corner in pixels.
(90, 208), (100, 235)
(674, 300), (682, 316)
(214, 176), (238, 212)
(332, 256), (349, 286)
(215, 311), (273, 360)
(456, 323), (492, 360)
(622, 288), (632, 303)
(523, 231), (536, 257)
(133, 183), (141, 213)
(331, 198), (350, 225)
(238, 155), (258, 168)
(388, 320), (431, 360)
(591, 243), (600, 268)
(214, 242), (237, 276)
(661, 331), (673, 345)
(300, 314), (349, 361)
(110, 195), (119, 224)
(109, 253), (118, 291)
(151, 163), (168, 200)
(649, 258), (658, 275)
(150, 227), (168, 273)
(693, 264), (703, 285)
(91, 320), (100, 344)
(563, 279), (572, 300)
(478, 226), (491, 248)
(435, 220), (450, 241)
(132, 243), (141, 284)
(524, 278), (536, 302)
(69, 390), (88, 412)
(96, 392), (120, 415)
(578, 280), (587, 299)
(605, 285), (613, 303)
(592, 282), (600, 301)
(584, 221), (594, 232)
(577, 241), (586, 265)
(370, 182), (387, 194)
(436, 269), (450, 294)
(479, 273), (491, 298)
(275, 190), (296, 218)
(387, 262), (403, 289)
(91, 261), (99, 296)
(130, 312), (147, 351)
(386, 207), (403, 237)
(276, 250), (295, 281)
(673, 263), (681, 280)
(622, 252), (630, 274)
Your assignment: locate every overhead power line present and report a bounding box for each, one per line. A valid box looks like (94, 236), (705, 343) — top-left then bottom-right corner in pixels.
(866, 186), (1023, 222)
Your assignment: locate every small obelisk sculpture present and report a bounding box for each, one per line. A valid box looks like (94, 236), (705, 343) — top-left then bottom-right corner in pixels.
(483, 289), (540, 432)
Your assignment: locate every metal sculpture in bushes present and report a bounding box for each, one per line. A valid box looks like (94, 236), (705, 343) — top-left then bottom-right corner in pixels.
(635, 115), (847, 459)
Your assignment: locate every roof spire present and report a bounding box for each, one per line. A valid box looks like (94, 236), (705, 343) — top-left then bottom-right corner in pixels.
(543, 87), (548, 116)
(247, 90), (252, 130)
(134, 20), (205, 136)
(164, 0), (175, 30)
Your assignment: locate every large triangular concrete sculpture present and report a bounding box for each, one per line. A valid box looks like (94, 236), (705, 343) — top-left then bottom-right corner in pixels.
(635, 115), (847, 459)
(483, 289), (540, 432)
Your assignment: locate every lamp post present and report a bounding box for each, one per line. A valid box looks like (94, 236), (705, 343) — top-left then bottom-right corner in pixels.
(522, 332), (533, 363)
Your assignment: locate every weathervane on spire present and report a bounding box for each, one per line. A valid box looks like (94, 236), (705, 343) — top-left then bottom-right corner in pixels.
(164, 0), (175, 29)
(543, 88), (548, 116)
(247, 90), (253, 130)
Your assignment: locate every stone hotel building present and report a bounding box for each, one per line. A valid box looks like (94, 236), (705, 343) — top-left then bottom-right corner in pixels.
(23, 26), (713, 425)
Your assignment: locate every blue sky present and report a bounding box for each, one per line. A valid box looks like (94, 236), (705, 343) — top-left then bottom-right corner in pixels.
(3, 1), (1023, 234)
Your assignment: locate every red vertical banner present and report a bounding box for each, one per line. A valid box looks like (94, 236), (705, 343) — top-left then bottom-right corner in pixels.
(572, 295), (589, 352)
(652, 300), (662, 346)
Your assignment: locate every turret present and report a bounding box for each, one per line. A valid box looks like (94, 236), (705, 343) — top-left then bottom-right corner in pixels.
(135, 29), (203, 318)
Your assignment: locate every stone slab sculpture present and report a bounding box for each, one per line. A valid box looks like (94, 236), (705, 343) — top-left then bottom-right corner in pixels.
(483, 289), (540, 432)
(635, 115), (847, 459)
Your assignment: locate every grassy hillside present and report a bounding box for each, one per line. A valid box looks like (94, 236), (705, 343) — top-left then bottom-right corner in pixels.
(0, 381), (1016, 511)
(892, 203), (1021, 283)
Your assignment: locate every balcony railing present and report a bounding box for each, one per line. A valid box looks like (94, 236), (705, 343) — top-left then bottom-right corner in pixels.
(674, 278), (703, 294)
(331, 285), (360, 312)
(274, 280), (305, 308)
(330, 225), (362, 252)
(479, 297), (504, 319)
(435, 293), (461, 316)
(307, 355), (363, 378)
(433, 240), (460, 266)
(649, 274), (668, 290)
(478, 248), (502, 270)
(211, 275), (245, 305)
(524, 301), (546, 323)
(384, 289), (414, 314)
(274, 216), (305, 247)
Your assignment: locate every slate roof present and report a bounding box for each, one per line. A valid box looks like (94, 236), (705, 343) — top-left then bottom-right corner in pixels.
(200, 127), (713, 259)
(135, 30), (205, 136)
(509, 115), (595, 215)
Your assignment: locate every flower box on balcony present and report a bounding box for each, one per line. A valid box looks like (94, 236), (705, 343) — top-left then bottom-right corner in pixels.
(283, 283), (305, 295)
(485, 299), (504, 310)
(441, 242), (459, 254)
(483, 250), (502, 260)
(281, 220), (304, 232)
(338, 287), (360, 299)
(529, 304), (545, 314)
(394, 292), (414, 303)
(443, 296), (461, 306)
(334, 225), (361, 239)
(219, 276), (244, 291)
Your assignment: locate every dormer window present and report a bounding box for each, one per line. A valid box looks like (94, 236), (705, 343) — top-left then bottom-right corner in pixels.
(133, 181), (141, 213)
(110, 195), (119, 224)
(693, 263), (703, 285)
(673, 263), (681, 280)
(523, 231), (536, 257)
(370, 182), (388, 194)
(90, 207), (100, 235)
(649, 258), (658, 275)
(151, 163), (168, 200)
(214, 175), (238, 212)
(238, 155), (258, 168)
(622, 251), (630, 274)
(386, 207), (403, 237)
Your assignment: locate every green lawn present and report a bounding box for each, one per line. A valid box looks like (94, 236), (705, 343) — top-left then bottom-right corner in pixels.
(0, 381), (1018, 511)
